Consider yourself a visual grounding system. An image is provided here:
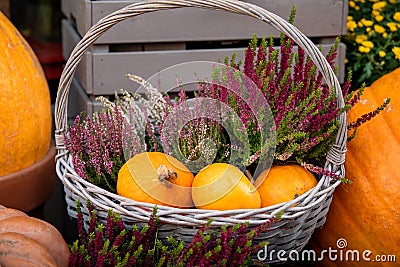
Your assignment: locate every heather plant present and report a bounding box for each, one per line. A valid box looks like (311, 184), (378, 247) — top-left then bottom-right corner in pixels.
(212, 34), (346, 171)
(172, 32), (390, 178)
(64, 7), (391, 191)
(99, 73), (166, 153)
(345, 0), (400, 90)
(68, 201), (277, 266)
(160, 90), (247, 172)
(64, 74), (166, 191)
(64, 106), (126, 192)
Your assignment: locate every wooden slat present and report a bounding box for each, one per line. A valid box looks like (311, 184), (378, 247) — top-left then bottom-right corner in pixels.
(61, 0), (91, 37)
(68, 78), (96, 119)
(61, 0), (348, 44)
(62, 19), (94, 94)
(91, 44), (345, 95)
(62, 18), (345, 96)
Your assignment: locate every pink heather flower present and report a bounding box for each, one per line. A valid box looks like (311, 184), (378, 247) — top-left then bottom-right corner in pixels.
(72, 157), (87, 179)
(348, 98), (390, 130)
(76, 205), (86, 241)
(64, 106), (129, 192)
(244, 46), (256, 81)
(303, 163), (341, 180)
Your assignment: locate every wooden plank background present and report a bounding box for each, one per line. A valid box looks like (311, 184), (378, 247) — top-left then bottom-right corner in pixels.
(62, 18), (346, 96)
(61, 0), (348, 44)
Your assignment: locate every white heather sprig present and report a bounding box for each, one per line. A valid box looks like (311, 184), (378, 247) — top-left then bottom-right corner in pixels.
(97, 72), (168, 154)
(97, 93), (147, 154)
(125, 73), (166, 124)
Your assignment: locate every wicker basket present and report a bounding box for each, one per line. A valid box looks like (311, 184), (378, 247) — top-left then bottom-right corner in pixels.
(54, 0), (347, 263)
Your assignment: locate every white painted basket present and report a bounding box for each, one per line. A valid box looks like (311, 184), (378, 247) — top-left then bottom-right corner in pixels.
(54, 0), (346, 263)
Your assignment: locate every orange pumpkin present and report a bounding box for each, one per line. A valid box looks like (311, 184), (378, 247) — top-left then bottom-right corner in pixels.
(0, 12), (52, 176)
(0, 232), (58, 267)
(310, 68), (400, 266)
(117, 152), (195, 208)
(0, 206), (69, 267)
(191, 163), (261, 210)
(0, 206), (27, 221)
(255, 164), (318, 207)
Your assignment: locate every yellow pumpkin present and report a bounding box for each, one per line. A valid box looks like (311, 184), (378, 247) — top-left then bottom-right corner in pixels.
(0, 12), (52, 176)
(191, 163), (261, 210)
(310, 68), (400, 266)
(255, 165), (318, 207)
(117, 152), (194, 208)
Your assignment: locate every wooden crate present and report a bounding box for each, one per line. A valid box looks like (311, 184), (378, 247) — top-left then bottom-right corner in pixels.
(68, 78), (103, 119)
(61, 0), (348, 116)
(61, 0), (348, 44)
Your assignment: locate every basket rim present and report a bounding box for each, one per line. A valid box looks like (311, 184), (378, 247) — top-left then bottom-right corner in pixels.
(54, 0), (346, 224)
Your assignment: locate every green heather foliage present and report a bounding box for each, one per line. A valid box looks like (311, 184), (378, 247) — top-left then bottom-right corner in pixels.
(68, 201), (276, 266)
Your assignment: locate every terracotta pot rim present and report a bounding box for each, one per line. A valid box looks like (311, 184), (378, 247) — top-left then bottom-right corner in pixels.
(0, 143), (56, 212)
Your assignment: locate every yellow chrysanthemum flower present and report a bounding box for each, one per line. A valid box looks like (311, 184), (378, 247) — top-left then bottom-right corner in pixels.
(374, 15), (384, 22)
(383, 32), (388, 38)
(389, 0), (397, 3)
(372, 10), (380, 16)
(359, 46), (371, 53)
(374, 24), (386, 33)
(355, 6), (360, 10)
(387, 22), (398, 32)
(355, 34), (368, 44)
(372, 1), (387, 11)
(347, 20), (357, 31)
(394, 12), (400, 22)
(362, 40), (374, 48)
(361, 18), (374, 26)
(369, 0), (379, 2)
(379, 50), (386, 57)
(393, 47), (400, 60)
(349, 1), (356, 8)
(348, 16), (354, 21)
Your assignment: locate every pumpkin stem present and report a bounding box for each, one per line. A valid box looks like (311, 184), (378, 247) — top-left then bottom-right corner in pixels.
(244, 169), (255, 183)
(157, 165), (177, 187)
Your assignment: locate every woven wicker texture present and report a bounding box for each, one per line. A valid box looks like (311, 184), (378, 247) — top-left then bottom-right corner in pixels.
(54, 0), (346, 263)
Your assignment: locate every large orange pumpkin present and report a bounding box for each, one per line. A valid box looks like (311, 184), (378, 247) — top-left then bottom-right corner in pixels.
(192, 163), (261, 210)
(0, 205), (70, 267)
(255, 165), (318, 207)
(0, 12), (52, 176)
(310, 68), (400, 266)
(117, 152), (195, 208)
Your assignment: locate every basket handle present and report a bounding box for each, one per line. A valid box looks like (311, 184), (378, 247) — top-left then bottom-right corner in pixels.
(55, 0), (347, 174)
